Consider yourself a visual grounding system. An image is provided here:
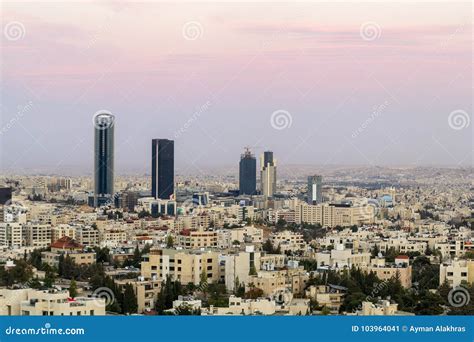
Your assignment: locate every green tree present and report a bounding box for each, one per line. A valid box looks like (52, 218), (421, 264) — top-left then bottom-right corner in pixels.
(371, 245), (380, 258)
(122, 283), (138, 314)
(200, 270), (207, 287)
(69, 279), (78, 298)
(132, 245), (141, 267)
(321, 306), (331, 315)
(244, 286), (264, 299)
(166, 235), (174, 248)
(262, 239), (274, 253)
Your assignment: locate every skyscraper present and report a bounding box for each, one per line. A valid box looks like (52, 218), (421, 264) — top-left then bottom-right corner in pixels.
(307, 175), (323, 204)
(93, 112), (115, 207)
(239, 148), (256, 195)
(151, 139), (174, 200)
(260, 151), (276, 198)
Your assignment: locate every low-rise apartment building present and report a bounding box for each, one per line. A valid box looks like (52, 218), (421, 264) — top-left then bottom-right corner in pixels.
(0, 288), (105, 316)
(141, 248), (220, 285)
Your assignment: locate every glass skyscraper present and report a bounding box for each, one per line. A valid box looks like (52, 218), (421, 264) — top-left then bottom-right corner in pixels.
(239, 148), (256, 195)
(94, 112), (115, 207)
(151, 139), (174, 200)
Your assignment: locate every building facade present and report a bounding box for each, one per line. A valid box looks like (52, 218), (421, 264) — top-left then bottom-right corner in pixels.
(93, 112), (115, 207)
(260, 151), (276, 198)
(151, 139), (174, 200)
(239, 148), (256, 195)
(307, 175), (323, 204)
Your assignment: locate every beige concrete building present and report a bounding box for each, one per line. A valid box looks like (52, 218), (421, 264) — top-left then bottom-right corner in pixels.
(223, 246), (261, 291)
(435, 240), (466, 259)
(247, 270), (287, 295)
(51, 224), (76, 243)
(295, 202), (375, 227)
(177, 227), (217, 249)
(0, 222), (23, 248)
(315, 246), (371, 269)
(439, 259), (474, 287)
(116, 278), (161, 313)
(0, 288), (105, 316)
(365, 263), (412, 289)
(358, 300), (413, 316)
(42, 251), (96, 268)
(75, 226), (100, 247)
(24, 223), (51, 248)
(141, 248), (220, 285)
(270, 230), (306, 253)
(208, 296), (276, 315)
(305, 285), (345, 313)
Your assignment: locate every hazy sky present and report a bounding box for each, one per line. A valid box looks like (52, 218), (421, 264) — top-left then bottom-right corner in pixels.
(0, 1), (472, 175)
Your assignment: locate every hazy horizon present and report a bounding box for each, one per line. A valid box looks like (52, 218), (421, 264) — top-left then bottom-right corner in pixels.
(1, 1), (472, 176)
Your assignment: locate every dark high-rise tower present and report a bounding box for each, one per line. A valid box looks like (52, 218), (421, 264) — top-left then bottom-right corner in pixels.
(94, 112), (115, 207)
(152, 139), (174, 199)
(263, 151), (273, 167)
(239, 148), (256, 195)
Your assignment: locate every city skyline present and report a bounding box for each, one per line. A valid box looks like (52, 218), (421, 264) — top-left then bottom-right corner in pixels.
(0, 2), (472, 174)
(1, 0), (474, 335)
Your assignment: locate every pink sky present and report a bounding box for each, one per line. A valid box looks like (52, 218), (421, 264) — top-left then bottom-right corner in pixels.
(1, 1), (472, 172)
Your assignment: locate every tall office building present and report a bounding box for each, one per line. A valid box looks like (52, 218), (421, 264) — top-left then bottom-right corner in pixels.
(260, 151), (276, 198)
(239, 148), (256, 195)
(151, 139), (174, 200)
(307, 175), (323, 204)
(93, 112), (115, 207)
